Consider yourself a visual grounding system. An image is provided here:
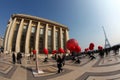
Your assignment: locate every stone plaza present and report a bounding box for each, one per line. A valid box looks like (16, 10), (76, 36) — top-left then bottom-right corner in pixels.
(0, 51), (120, 80)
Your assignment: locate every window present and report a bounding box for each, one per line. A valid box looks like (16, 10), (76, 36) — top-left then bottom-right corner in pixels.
(55, 31), (59, 50)
(48, 30), (51, 36)
(31, 27), (35, 33)
(48, 30), (52, 52)
(62, 31), (65, 49)
(40, 28), (44, 34)
(39, 28), (44, 53)
(20, 25), (28, 52)
(29, 26), (36, 52)
(12, 23), (20, 51)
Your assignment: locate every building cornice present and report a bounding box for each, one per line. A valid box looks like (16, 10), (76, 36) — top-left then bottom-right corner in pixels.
(12, 14), (69, 30)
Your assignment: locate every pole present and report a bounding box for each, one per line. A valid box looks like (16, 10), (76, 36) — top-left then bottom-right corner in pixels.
(35, 50), (39, 73)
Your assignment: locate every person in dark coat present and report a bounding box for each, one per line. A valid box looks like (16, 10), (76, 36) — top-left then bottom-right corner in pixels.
(57, 55), (63, 73)
(113, 46), (119, 55)
(71, 52), (76, 61)
(19, 52), (22, 64)
(17, 52), (22, 64)
(12, 52), (16, 64)
(105, 48), (108, 57)
(99, 50), (104, 58)
(75, 57), (81, 64)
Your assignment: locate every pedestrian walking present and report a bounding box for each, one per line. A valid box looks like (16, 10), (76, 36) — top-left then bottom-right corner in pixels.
(12, 52), (16, 64)
(99, 50), (104, 58)
(17, 52), (22, 64)
(105, 48), (108, 57)
(75, 57), (81, 64)
(57, 55), (63, 73)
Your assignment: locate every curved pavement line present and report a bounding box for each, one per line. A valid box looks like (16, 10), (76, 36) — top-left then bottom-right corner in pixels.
(47, 59), (98, 80)
(93, 56), (120, 67)
(26, 67), (73, 80)
(76, 70), (120, 80)
(107, 77), (120, 80)
(0, 64), (17, 79)
(66, 60), (91, 67)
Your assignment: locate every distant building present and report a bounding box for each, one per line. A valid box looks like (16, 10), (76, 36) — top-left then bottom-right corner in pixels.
(4, 14), (69, 53)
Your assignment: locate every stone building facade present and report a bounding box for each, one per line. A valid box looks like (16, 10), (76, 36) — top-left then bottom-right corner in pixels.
(4, 14), (69, 53)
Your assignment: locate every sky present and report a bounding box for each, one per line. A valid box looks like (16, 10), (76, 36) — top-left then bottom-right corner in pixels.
(0, 0), (120, 51)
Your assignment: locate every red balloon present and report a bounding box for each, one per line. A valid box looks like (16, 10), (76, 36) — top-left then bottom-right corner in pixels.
(98, 46), (100, 49)
(85, 48), (89, 52)
(70, 46), (76, 52)
(52, 50), (57, 54)
(53, 50), (57, 53)
(98, 46), (103, 50)
(101, 47), (103, 50)
(43, 48), (48, 55)
(66, 38), (79, 51)
(32, 50), (36, 54)
(58, 48), (65, 53)
(75, 45), (81, 53)
(89, 43), (94, 47)
(89, 46), (94, 50)
(89, 43), (95, 50)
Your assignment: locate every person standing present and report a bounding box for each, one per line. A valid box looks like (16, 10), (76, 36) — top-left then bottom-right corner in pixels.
(17, 52), (19, 63)
(99, 50), (104, 58)
(19, 52), (22, 64)
(57, 55), (63, 73)
(17, 52), (22, 64)
(75, 57), (81, 64)
(12, 52), (16, 64)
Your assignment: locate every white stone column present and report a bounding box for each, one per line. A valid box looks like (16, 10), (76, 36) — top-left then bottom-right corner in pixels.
(59, 27), (63, 48)
(53, 26), (56, 50)
(25, 20), (32, 53)
(7, 18), (17, 52)
(15, 19), (24, 52)
(44, 24), (48, 49)
(65, 29), (69, 41)
(35, 22), (40, 72)
(35, 22), (40, 52)
(4, 18), (13, 52)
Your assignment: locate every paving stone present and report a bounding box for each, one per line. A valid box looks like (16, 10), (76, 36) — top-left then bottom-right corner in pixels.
(0, 53), (120, 80)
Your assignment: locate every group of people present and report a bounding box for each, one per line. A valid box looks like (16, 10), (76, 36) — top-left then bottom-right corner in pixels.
(86, 46), (120, 60)
(12, 52), (22, 64)
(67, 46), (120, 64)
(10, 45), (119, 74)
(71, 52), (81, 64)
